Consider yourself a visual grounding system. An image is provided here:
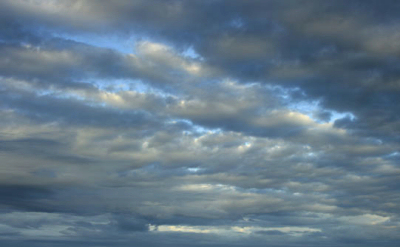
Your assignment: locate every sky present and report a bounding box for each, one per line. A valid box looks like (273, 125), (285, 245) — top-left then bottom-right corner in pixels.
(0, 0), (400, 246)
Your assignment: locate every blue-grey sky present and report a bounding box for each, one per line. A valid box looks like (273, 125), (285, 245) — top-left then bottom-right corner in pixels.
(1, 1), (400, 246)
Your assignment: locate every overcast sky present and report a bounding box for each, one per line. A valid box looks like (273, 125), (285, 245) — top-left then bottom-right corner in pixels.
(0, 0), (400, 246)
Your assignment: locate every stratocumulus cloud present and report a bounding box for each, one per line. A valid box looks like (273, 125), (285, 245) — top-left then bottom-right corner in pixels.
(0, 1), (400, 246)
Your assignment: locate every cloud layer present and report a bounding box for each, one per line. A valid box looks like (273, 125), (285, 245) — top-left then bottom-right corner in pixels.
(1, 1), (400, 246)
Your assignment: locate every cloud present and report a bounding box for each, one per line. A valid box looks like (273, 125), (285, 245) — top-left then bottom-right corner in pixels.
(0, 1), (400, 247)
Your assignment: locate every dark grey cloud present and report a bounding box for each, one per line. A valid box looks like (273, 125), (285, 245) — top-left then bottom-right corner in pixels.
(0, 0), (400, 246)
